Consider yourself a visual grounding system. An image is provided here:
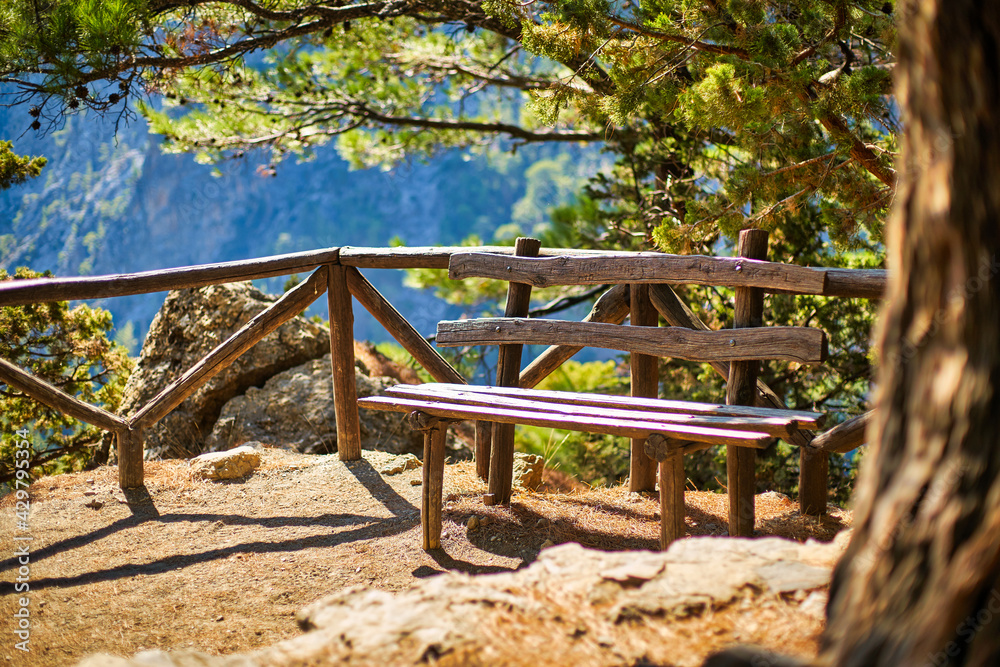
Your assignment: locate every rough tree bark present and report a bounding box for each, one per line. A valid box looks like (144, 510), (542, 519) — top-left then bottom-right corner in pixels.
(706, 2), (1000, 666)
(820, 2), (1000, 664)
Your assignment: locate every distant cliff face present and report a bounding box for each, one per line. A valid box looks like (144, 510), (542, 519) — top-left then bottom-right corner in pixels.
(0, 105), (600, 350)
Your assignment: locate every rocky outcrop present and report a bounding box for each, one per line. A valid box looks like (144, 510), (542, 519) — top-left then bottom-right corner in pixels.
(205, 355), (425, 456)
(112, 282), (328, 460)
(77, 534), (847, 667)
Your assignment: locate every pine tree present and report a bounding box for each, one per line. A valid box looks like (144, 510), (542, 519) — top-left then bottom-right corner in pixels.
(0, 268), (133, 488)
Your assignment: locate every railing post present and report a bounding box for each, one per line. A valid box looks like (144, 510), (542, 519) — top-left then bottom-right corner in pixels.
(629, 283), (659, 492)
(726, 229), (768, 537)
(486, 237), (541, 505)
(117, 425), (144, 489)
(328, 263), (361, 460)
(799, 448), (829, 515)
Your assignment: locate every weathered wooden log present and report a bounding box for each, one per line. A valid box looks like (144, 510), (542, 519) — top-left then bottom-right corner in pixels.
(132, 266), (329, 431)
(358, 395), (774, 446)
(437, 318), (828, 364)
(643, 433), (688, 549)
(822, 268), (886, 299)
(395, 383), (824, 427)
(0, 248), (341, 306)
(328, 264), (362, 461)
(339, 245), (608, 269)
(0, 357), (127, 432)
(385, 385), (803, 437)
(519, 284), (631, 388)
(449, 252), (829, 294)
(344, 267), (466, 385)
(474, 420), (492, 481)
(488, 237), (541, 505)
(811, 411), (871, 453)
(630, 284), (659, 492)
(405, 412), (450, 551)
(727, 229), (768, 538)
(798, 446), (830, 515)
(116, 426), (144, 489)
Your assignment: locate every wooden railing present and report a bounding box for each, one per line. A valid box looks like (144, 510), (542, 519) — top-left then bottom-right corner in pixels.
(0, 244), (884, 513)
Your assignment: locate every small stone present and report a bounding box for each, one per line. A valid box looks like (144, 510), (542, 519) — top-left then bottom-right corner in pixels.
(512, 452), (543, 491)
(216, 615), (224, 622)
(379, 453), (422, 476)
(83, 490), (97, 497)
(467, 516), (480, 531)
(85, 479), (95, 484)
(534, 518), (548, 530)
(480, 515), (492, 526)
(410, 478), (422, 486)
(540, 539), (555, 549)
(189, 445), (261, 481)
(597, 635), (615, 647)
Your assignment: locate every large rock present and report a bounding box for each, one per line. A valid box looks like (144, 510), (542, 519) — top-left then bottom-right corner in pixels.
(204, 355), (425, 456)
(77, 534), (847, 667)
(113, 282), (328, 460)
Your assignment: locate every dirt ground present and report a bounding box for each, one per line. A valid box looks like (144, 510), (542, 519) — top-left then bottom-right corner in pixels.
(0, 447), (850, 667)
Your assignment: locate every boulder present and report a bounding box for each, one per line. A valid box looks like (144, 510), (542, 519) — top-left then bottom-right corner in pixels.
(110, 282), (328, 460)
(189, 444), (262, 480)
(204, 355), (425, 456)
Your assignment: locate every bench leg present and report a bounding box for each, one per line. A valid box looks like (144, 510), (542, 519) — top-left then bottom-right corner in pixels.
(475, 420), (492, 482)
(422, 424), (447, 550)
(727, 446), (756, 537)
(799, 448), (829, 516)
(659, 456), (685, 549)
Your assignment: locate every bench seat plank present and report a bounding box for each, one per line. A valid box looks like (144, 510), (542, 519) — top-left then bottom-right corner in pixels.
(359, 395), (774, 447)
(384, 384), (802, 438)
(394, 383), (825, 429)
(436, 318), (828, 364)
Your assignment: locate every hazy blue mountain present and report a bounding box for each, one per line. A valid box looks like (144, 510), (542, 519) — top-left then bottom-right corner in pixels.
(1, 106), (601, 351)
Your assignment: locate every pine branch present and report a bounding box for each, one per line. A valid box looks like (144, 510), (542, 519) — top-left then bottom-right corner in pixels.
(606, 15), (751, 59)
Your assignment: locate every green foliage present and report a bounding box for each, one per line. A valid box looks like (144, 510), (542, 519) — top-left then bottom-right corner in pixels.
(516, 359), (630, 486)
(0, 141), (46, 190)
(372, 341), (436, 384)
(0, 267), (133, 489)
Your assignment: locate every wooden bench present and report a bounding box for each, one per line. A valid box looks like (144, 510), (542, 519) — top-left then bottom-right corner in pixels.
(359, 383), (824, 549)
(358, 234), (828, 551)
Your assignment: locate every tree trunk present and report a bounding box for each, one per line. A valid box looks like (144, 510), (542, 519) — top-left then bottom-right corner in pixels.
(821, 2), (1000, 665)
(706, 3), (1000, 666)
